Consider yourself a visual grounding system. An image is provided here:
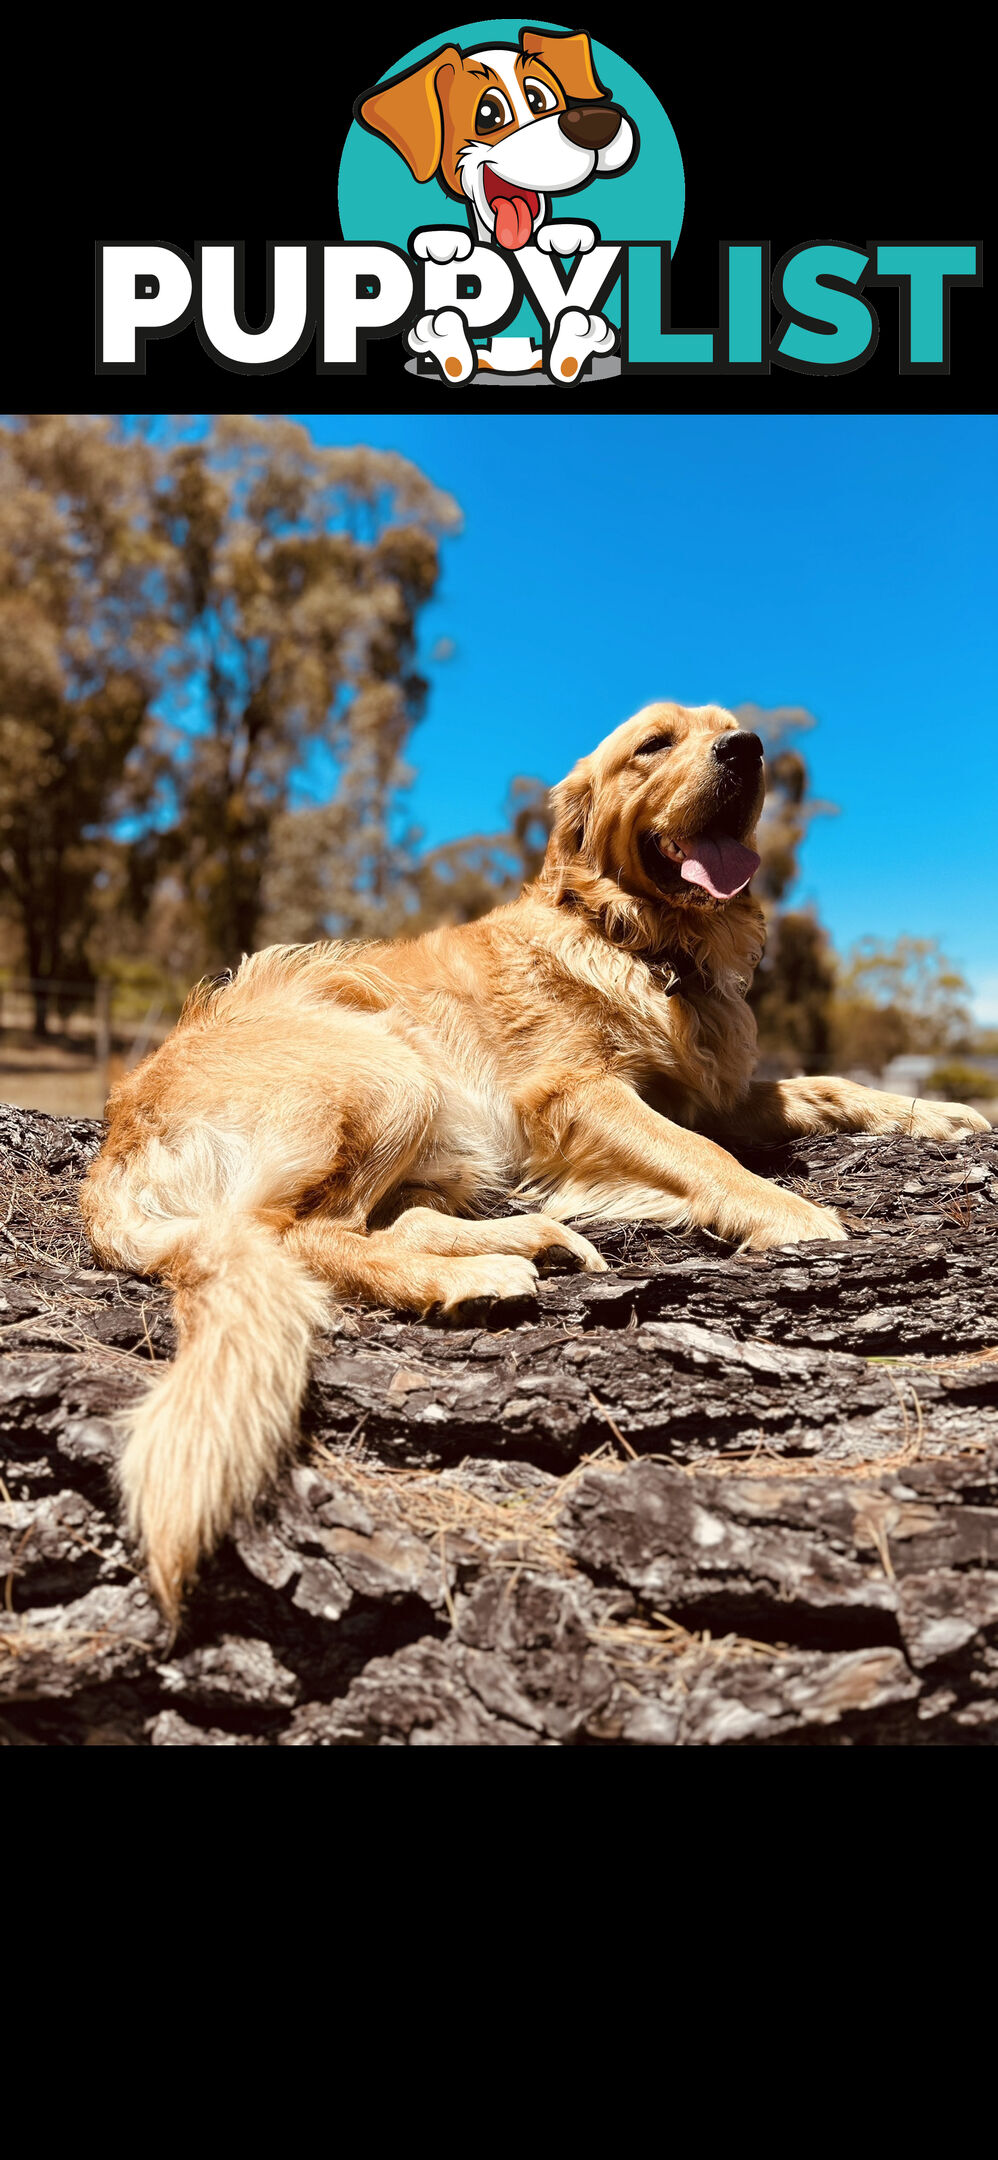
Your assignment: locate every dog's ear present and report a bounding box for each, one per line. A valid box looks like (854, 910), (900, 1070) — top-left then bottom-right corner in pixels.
(544, 764), (594, 894)
(520, 27), (609, 102)
(356, 46), (461, 182)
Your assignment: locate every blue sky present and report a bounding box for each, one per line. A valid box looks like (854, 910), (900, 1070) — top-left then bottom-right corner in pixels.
(296, 412), (997, 1019)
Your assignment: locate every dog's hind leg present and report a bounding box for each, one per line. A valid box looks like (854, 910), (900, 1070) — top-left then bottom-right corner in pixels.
(285, 1217), (543, 1324)
(385, 1205), (606, 1274)
(286, 1204), (606, 1320)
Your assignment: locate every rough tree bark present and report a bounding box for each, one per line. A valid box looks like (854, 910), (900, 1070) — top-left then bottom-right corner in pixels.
(1, 1103), (996, 1745)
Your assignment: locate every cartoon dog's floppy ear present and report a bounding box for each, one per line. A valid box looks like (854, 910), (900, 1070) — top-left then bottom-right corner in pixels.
(356, 46), (461, 182)
(520, 27), (610, 102)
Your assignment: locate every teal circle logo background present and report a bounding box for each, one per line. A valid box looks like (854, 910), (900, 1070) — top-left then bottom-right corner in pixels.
(338, 20), (685, 343)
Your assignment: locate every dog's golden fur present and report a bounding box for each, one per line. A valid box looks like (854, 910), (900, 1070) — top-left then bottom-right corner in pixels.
(80, 703), (989, 1620)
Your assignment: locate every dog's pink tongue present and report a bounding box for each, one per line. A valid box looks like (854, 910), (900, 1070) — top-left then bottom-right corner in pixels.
(494, 194), (534, 250)
(680, 836), (761, 898)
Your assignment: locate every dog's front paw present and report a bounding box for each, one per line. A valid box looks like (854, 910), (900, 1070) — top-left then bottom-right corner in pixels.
(412, 228), (473, 264)
(902, 1098), (991, 1140)
(536, 222), (597, 256)
(407, 308), (475, 382)
(548, 307), (616, 383)
(739, 1196), (847, 1253)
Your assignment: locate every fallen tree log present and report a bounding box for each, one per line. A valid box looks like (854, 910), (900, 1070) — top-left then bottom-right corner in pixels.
(1, 1102), (996, 1745)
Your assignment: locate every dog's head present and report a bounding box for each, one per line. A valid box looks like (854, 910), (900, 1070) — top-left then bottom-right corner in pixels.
(543, 704), (766, 934)
(357, 28), (636, 251)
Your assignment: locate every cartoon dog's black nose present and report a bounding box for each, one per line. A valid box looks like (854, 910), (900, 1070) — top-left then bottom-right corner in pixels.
(713, 730), (764, 767)
(558, 104), (622, 151)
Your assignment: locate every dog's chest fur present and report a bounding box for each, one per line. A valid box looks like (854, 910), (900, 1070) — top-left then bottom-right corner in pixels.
(596, 950), (757, 1113)
(366, 906), (759, 1210)
(497, 918), (758, 1117)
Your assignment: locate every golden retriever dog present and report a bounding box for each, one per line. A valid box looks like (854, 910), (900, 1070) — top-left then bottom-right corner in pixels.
(80, 703), (989, 1620)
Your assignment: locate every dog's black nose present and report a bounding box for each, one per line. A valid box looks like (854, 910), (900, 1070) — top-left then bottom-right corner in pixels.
(713, 730), (763, 767)
(558, 104), (622, 151)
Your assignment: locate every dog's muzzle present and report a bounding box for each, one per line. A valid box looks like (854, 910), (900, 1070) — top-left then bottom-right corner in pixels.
(711, 731), (764, 815)
(558, 104), (626, 151)
(713, 730), (764, 770)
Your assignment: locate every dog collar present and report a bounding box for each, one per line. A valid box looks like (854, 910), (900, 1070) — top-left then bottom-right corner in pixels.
(645, 951), (711, 997)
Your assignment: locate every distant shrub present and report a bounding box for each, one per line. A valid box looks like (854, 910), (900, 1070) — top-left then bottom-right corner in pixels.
(925, 1063), (997, 1100)
(105, 958), (185, 1023)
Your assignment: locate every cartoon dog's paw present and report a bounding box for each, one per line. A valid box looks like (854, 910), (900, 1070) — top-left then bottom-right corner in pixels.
(536, 222), (598, 256)
(548, 307), (617, 383)
(407, 308), (476, 382)
(412, 229), (474, 265)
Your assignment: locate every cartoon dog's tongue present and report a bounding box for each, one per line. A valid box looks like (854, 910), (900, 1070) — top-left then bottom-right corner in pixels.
(680, 836), (761, 899)
(494, 194), (535, 250)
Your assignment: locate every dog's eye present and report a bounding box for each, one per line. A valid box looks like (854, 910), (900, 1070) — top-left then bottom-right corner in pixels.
(475, 91), (513, 134)
(523, 77), (558, 116)
(636, 736), (674, 755)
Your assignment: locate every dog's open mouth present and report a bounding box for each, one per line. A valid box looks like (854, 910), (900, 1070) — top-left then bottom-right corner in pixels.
(483, 166), (541, 250)
(642, 830), (761, 901)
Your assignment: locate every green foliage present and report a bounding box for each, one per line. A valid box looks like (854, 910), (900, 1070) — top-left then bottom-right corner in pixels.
(0, 415), (459, 993)
(0, 417), (167, 1028)
(750, 909), (837, 1068)
(925, 1062), (997, 1100)
(734, 704), (837, 907)
(151, 418), (460, 966)
(828, 992), (911, 1076)
(739, 728), (976, 1079)
(401, 777), (553, 935)
(833, 936), (973, 1064)
(103, 956), (187, 1024)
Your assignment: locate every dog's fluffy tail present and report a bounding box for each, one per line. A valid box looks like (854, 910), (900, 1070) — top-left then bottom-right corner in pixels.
(118, 1212), (329, 1627)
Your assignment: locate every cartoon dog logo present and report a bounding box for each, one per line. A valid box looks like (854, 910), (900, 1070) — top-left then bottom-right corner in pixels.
(355, 27), (637, 383)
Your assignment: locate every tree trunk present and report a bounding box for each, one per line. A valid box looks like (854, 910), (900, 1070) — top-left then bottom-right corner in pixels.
(2, 1105), (996, 1746)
